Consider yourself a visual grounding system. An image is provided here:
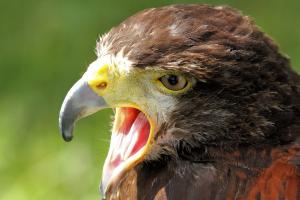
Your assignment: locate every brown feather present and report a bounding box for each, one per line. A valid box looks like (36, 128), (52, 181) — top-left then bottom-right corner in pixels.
(97, 4), (300, 200)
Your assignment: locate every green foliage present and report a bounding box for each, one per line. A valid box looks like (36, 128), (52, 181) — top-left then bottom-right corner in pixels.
(0, 0), (299, 199)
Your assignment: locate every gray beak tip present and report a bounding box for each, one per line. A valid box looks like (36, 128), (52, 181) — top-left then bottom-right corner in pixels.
(63, 134), (73, 142)
(59, 118), (74, 142)
(59, 112), (74, 142)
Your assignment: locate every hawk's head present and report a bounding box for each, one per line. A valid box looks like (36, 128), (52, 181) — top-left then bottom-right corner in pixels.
(59, 4), (300, 197)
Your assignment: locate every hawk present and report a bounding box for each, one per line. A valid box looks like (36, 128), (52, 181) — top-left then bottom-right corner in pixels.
(59, 4), (300, 200)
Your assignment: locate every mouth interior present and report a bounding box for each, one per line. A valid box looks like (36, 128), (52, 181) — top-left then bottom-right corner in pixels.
(102, 107), (151, 190)
(110, 107), (150, 166)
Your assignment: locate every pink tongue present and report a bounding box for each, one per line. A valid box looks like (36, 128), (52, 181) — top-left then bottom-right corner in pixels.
(109, 108), (150, 168)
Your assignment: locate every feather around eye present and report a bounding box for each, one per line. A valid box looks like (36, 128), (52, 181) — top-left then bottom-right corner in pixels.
(159, 74), (188, 91)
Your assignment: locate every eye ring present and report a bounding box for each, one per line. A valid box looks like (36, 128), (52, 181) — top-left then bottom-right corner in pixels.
(159, 74), (188, 91)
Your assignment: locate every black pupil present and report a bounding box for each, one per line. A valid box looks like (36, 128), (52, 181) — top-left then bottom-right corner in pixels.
(167, 75), (178, 85)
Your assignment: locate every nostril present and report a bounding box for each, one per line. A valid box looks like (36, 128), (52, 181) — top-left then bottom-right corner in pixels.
(96, 82), (107, 90)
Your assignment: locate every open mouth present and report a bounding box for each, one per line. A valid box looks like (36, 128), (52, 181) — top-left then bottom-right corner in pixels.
(102, 107), (152, 193)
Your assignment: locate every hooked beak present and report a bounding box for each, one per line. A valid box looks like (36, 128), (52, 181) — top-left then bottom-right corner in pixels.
(58, 62), (155, 198)
(59, 79), (108, 141)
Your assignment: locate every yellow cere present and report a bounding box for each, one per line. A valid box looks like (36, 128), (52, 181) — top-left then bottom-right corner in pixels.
(88, 64), (110, 96)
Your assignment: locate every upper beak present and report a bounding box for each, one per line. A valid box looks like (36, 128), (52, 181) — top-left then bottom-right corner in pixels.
(59, 78), (108, 141)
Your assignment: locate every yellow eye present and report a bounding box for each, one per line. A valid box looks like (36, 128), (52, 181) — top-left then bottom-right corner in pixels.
(159, 74), (188, 91)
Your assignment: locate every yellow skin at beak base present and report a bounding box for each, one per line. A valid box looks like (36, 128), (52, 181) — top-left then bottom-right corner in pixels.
(85, 63), (157, 194)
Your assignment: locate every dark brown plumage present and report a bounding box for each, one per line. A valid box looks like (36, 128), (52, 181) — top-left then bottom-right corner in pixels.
(96, 4), (300, 200)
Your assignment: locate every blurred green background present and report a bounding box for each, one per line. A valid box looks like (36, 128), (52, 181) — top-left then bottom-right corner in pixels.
(0, 0), (299, 199)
